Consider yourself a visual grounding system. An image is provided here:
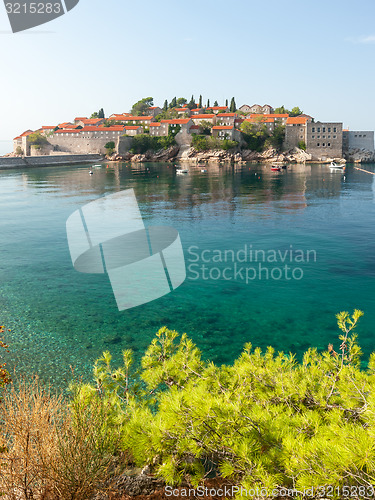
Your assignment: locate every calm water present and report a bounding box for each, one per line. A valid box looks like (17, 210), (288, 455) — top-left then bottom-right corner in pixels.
(0, 161), (375, 387)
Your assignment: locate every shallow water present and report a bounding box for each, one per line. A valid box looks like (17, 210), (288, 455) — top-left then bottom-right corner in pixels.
(0, 161), (374, 388)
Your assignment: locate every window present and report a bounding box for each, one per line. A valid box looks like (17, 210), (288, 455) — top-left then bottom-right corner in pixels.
(333, 127), (337, 132)
(322, 143), (326, 147)
(323, 127), (326, 132)
(317, 143), (320, 147)
(317, 135), (320, 139)
(317, 127), (321, 132)
(323, 135), (326, 139)
(333, 135), (336, 139)
(312, 127), (315, 132)
(328, 143), (331, 147)
(312, 135), (315, 139)
(328, 127), (331, 132)
(328, 135), (331, 139)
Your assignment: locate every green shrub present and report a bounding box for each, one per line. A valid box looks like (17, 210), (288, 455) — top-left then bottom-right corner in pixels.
(71, 309), (375, 494)
(298, 140), (306, 151)
(130, 133), (176, 154)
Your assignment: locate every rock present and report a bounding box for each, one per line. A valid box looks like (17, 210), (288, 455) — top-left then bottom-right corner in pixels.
(109, 473), (164, 496)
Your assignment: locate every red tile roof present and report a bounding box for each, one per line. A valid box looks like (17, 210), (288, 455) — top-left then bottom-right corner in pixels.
(212, 126), (234, 130)
(250, 113), (288, 119)
(207, 106), (229, 111)
(78, 118), (103, 125)
(74, 117), (87, 121)
(286, 116), (308, 125)
(161, 119), (191, 125)
(245, 117), (274, 123)
(124, 115), (153, 120)
(123, 126), (141, 130)
(58, 122), (74, 128)
(41, 126), (55, 129)
(150, 123), (162, 127)
(217, 113), (237, 117)
(192, 114), (215, 119)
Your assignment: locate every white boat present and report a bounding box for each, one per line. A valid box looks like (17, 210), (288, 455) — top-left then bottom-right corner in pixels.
(201, 169), (207, 173)
(176, 168), (189, 175)
(92, 164), (102, 168)
(329, 161), (345, 170)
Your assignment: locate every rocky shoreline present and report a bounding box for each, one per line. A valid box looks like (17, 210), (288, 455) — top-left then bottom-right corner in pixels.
(107, 146), (347, 165)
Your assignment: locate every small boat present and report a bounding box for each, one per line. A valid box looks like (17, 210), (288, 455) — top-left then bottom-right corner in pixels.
(329, 161), (345, 170)
(89, 170), (93, 175)
(201, 169), (207, 173)
(176, 168), (189, 175)
(271, 165), (281, 172)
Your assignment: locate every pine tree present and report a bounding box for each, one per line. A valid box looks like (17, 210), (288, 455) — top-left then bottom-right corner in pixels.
(169, 97), (177, 109)
(163, 100), (168, 112)
(230, 97), (236, 113)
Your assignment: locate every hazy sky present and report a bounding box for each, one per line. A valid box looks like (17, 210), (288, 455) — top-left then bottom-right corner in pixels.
(1, 0), (375, 141)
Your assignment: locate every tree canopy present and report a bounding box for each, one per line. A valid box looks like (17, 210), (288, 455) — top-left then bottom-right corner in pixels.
(131, 97), (154, 116)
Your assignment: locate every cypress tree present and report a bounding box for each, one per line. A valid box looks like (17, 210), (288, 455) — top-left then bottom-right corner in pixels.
(213, 100), (219, 107)
(163, 100), (168, 111)
(169, 97), (177, 109)
(230, 97), (236, 113)
(199, 95), (202, 108)
(207, 99), (210, 108)
(225, 99), (228, 107)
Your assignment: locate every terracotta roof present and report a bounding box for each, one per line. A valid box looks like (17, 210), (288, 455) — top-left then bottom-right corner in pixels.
(74, 117), (87, 121)
(175, 107), (189, 112)
(245, 117), (274, 123)
(148, 107), (160, 110)
(150, 123), (162, 127)
(78, 118), (103, 125)
(123, 126), (141, 130)
(122, 116), (153, 121)
(286, 116), (308, 125)
(250, 113), (288, 119)
(212, 126), (234, 130)
(41, 126), (55, 129)
(58, 122), (74, 128)
(217, 113), (237, 117)
(109, 114), (132, 121)
(161, 119), (191, 125)
(192, 114), (215, 119)
(19, 130), (34, 137)
(343, 129), (349, 132)
(207, 106), (229, 111)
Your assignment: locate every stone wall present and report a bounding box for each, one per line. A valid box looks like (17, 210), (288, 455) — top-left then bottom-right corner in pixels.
(343, 131), (374, 152)
(48, 136), (111, 154)
(0, 154), (103, 169)
(117, 136), (134, 155)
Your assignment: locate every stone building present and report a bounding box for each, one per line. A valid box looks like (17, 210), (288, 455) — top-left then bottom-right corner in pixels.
(239, 104), (274, 115)
(149, 122), (169, 136)
(212, 125), (235, 140)
(191, 114), (216, 125)
(216, 113), (238, 126)
(306, 122), (343, 160)
(343, 130), (374, 152)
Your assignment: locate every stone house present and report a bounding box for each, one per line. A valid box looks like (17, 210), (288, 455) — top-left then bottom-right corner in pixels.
(74, 117), (87, 125)
(191, 114), (216, 125)
(160, 118), (193, 133)
(39, 126), (55, 136)
(284, 116), (309, 149)
(175, 107), (191, 116)
(108, 114), (131, 122)
(123, 116), (154, 127)
(76, 118), (104, 128)
(239, 104), (274, 115)
(216, 113), (238, 126)
(190, 108), (203, 115)
(123, 126), (143, 136)
(207, 106), (229, 114)
(212, 125), (235, 140)
(149, 122), (169, 136)
(58, 122), (75, 129)
(13, 130), (33, 154)
(148, 106), (163, 117)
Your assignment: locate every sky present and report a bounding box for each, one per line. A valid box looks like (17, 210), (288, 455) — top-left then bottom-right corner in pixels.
(1, 0), (375, 142)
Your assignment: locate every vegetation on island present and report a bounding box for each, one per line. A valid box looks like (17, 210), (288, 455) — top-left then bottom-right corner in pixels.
(90, 108), (105, 119)
(3, 310), (375, 498)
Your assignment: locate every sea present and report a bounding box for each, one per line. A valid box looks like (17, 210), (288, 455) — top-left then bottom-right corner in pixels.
(0, 161), (374, 388)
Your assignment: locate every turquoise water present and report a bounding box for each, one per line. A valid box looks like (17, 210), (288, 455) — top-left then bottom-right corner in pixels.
(0, 162), (375, 387)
